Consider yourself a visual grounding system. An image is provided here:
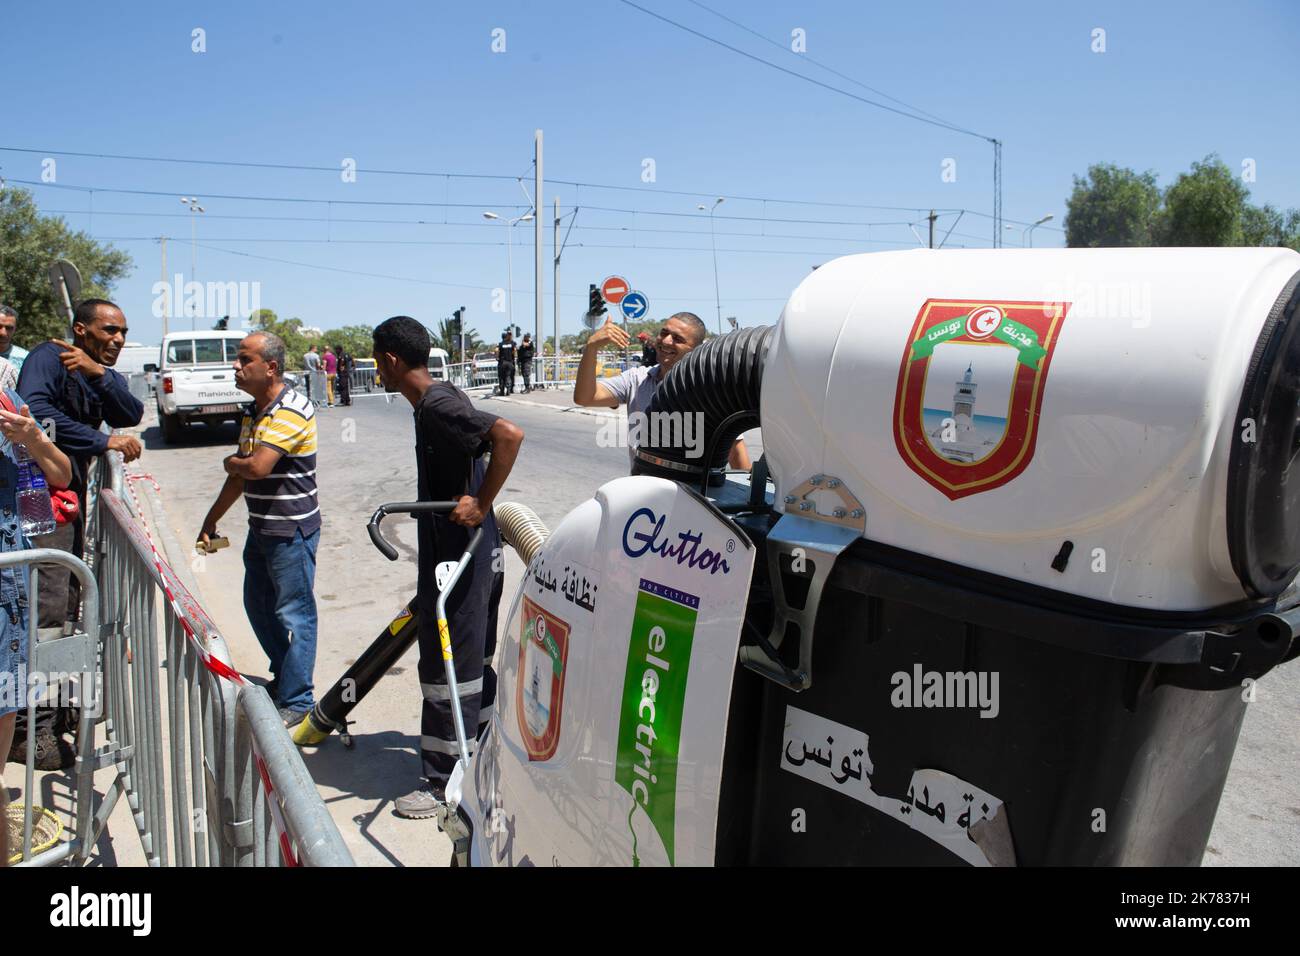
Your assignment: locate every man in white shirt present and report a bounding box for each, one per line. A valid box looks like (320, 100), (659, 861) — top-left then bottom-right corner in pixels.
(574, 311), (751, 471)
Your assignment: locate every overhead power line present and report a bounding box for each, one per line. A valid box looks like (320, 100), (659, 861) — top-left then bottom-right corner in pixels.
(613, 0), (1005, 244)
(172, 240), (802, 301)
(39, 207), (930, 244)
(684, 0), (961, 128)
(0, 145), (968, 215)
(616, 0), (992, 141)
(96, 235), (888, 257)
(14, 178), (1043, 232)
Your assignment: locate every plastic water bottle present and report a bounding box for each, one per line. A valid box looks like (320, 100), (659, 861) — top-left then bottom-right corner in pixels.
(15, 444), (57, 537)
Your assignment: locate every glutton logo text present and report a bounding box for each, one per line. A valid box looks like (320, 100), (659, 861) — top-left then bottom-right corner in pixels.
(622, 508), (732, 575)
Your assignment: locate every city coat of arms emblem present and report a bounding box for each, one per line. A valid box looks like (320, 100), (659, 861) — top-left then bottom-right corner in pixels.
(892, 299), (1070, 500)
(516, 597), (570, 761)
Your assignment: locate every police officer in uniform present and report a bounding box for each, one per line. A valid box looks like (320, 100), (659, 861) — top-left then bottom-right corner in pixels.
(371, 316), (524, 817)
(516, 333), (535, 393)
(496, 331), (516, 396)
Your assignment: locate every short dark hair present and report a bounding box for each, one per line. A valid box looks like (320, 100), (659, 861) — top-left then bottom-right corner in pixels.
(373, 316), (431, 369)
(667, 311), (707, 346)
(73, 298), (121, 327)
(0, 305), (17, 321)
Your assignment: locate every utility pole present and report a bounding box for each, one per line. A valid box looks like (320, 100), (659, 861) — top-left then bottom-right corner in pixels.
(181, 196), (205, 329)
(927, 210), (938, 249)
(159, 236), (169, 339)
(534, 129), (544, 377)
(993, 139), (1003, 248)
(553, 196), (560, 387)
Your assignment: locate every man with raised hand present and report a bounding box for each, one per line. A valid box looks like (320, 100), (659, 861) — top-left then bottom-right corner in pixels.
(574, 311), (752, 472)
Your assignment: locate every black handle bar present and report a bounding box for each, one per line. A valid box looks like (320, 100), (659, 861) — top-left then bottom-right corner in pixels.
(366, 501), (485, 562)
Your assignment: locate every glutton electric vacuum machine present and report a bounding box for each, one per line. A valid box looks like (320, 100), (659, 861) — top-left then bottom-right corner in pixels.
(312, 247), (1300, 866)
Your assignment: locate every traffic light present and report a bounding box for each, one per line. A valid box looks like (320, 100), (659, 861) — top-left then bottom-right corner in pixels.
(450, 307), (463, 337)
(588, 284), (606, 318)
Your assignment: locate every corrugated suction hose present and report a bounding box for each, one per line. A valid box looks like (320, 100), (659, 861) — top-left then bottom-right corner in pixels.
(494, 502), (550, 566)
(632, 324), (773, 481)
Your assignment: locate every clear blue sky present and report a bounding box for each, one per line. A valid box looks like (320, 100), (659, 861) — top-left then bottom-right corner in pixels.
(4, 0), (1298, 346)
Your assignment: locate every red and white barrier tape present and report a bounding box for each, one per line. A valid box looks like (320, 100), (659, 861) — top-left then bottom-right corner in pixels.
(121, 469), (300, 867)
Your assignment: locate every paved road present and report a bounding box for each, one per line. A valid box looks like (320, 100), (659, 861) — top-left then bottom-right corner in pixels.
(132, 385), (1297, 866)
(132, 387), (663, 865)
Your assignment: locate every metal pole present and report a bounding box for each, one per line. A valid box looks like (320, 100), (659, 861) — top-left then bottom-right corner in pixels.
(709, 206), (722, 334)
(189, 210), (197, 331)
(160, 237), (169, 339)
(506, 223), (514, 333)
(553, 196), (560, 387)
(928, 210), (936, 249)
(535, 129), (544, 364)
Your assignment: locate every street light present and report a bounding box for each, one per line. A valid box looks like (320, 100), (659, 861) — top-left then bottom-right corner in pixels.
(697, 197), (724, 334)
(180, 196), (205, 329)
(483, 210), (535, 333)
(1005, 213), (1054, 248)
(1026, 213), (1054, 248)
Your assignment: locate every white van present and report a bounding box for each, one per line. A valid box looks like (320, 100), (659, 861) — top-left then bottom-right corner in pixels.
(156, 330), (249, 442)
(428, 347), (450, 381)
(113, 343), (161, 378)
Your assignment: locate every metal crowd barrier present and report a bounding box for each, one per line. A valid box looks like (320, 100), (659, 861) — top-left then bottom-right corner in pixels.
(349, 367), (378, 394)
(298, 369), (328, 406)
(347, 352), (633, 395)
(90, 476), (353, 866)
(2, 549), (99, 866)
(7, 452), (352, 866)
(443, 356), (583, 391)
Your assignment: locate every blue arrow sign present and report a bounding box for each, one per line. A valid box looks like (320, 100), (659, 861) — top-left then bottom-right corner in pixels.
(621, 291), (648, 320)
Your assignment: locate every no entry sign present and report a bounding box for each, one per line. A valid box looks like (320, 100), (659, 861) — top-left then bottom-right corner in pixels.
(601, 276), (630, 305)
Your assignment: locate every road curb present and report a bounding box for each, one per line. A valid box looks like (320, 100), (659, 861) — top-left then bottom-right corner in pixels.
(481, 394), (619, 419)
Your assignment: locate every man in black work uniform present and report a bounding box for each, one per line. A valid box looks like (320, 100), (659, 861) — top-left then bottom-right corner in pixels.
(516, 333), (535, 393)
(496, 331), (516, 396)
(372, 316), (524, 817)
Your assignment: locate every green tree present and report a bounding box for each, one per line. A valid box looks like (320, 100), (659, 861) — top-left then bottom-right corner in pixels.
(0, 186), (133, 345)
(1064, 163), (1161, 248)
(321, 324), (376, 360)
(249, 309), (313, 370)
(1065, 154), (1300, 251)
(1155, 155), (1251, 246)
(1240, 203), (1300, 251)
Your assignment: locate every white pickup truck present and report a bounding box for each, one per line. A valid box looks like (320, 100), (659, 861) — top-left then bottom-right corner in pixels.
(156, 330), (249, 442)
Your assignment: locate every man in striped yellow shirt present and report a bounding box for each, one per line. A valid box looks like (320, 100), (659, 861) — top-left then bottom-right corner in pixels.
(199, 331), (322, 725)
